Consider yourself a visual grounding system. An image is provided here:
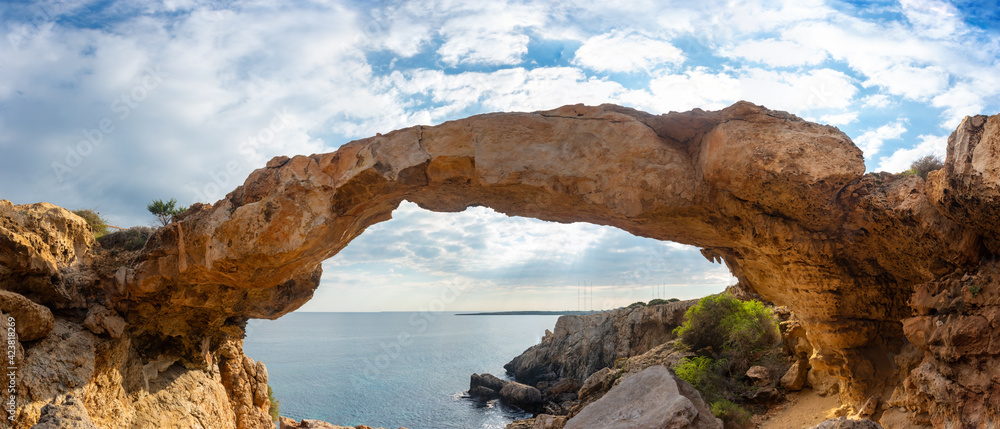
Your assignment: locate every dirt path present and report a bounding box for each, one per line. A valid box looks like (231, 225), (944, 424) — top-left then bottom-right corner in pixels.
(758, 388), (841, 428)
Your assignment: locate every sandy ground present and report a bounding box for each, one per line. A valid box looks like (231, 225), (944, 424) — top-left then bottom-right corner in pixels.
(758, 388), (842, 429)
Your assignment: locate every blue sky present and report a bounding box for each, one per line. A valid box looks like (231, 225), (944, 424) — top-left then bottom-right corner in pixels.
(1, 0), (997, 311)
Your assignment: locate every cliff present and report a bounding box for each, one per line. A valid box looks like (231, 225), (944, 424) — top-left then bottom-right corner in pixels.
(1, 101), (999, 428)
(504, 300), (695, 386)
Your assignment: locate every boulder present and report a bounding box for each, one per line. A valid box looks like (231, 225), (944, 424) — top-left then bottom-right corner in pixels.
(780, 358), (810, 391)
(30, 395), (99, 429)
(578, 367), (617, 401)
(500, 382), (543, 410)
(533, 414), (567, 429)
(471, 373), (507, 392)
(564, 366), (721, 429)
(0, 289), (54, 341)
(745, 365), (773, 386)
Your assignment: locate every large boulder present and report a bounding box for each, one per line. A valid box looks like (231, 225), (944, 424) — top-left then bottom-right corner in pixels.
(500, 382), (544, 410)
(564, 366), (721, 429)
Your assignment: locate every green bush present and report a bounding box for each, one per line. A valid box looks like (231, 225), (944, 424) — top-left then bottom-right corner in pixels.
(711, 399), (753, 429)
(98, 226), (155, 251)
(667, 298), (680, 302)
(627, 301), (646, 309)
(674, 356), (728, 404)
(72, 209), (109, 238)
(674, 293), (779, 375)
(268, 384), (280, 421)
(908, 155), (944, 179)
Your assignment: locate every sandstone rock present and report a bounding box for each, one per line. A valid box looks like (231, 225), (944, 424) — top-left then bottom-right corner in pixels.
(745, 365), (773, 386)
(809, 417), (884, 429)
(0, 289), (54, 341)
(564, 366), (721, 429)
(30, 395), (98, 429)
(505, 419), (535, 429)
(499, 382), (543, 410)
(577, 367), (617, 401)
(7, 102), (1000, 428)
(532, 414), (566, 429)
(0, 201), (94, 308)
(82, 304), (126, 338)
(780, 358), (809, 391)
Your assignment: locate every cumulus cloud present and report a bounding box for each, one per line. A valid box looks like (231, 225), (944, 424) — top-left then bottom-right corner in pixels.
(854, 121), (908, 156)
(876, 134), (947, 173)
(572, 31), (684, 73)
(721, 38), (827, 67)
(819, 112), (859, 125)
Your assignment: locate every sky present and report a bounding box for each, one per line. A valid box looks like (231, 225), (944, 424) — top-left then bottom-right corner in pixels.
(1, 0), (998, 312)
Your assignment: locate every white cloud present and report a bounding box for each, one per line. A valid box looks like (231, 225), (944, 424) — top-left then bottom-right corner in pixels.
(627, 67), (856, 115)
(380, 67), (628, 118)
(819, 112), (858, 126)
(721, 38), (827, 67)
(855, 121), (908, 156)
(861, 93), (892, 109)
(900, 0), (966, 40)
(434, 1), (546, 66)
(572, 31), (684, 73)
(876, 134), (947, 173)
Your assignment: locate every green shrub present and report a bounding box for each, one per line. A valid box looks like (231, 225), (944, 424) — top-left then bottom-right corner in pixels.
(674, 356), (728, 404)
(98, 226), (155, 251)
(72, 209), (109, 238)
(908, 155), (944, 179)
(627, 301), (646, 309)
(674, 293), (779, 375)
(268, 384), (280, 421)
(667, 298), (680, 302)
(711, 399), (753, 429)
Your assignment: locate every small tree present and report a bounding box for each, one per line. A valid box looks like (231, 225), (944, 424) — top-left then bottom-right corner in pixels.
(909, 155), (944, 179)
(147, 198), (186, 226)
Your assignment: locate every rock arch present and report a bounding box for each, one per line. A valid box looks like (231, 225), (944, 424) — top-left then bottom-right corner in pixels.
(126, 101), (996, 424)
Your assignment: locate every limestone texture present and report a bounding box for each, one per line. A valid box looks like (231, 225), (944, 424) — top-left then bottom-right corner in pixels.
(3, 101), (1000, 427)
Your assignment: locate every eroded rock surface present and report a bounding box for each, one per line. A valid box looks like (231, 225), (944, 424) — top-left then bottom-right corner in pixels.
(505, 300), (695, 386)
(4, 102), (1000, 427)
(563, 365), (721, 429)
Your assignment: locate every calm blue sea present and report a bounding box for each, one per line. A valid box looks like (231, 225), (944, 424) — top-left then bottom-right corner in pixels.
(243, 312), (560, 429)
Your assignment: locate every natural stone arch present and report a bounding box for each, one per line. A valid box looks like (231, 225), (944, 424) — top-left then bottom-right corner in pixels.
(125, 101), (980, 413)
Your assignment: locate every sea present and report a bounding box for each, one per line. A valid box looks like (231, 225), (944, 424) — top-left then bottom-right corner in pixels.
(243, 312), (561, 429)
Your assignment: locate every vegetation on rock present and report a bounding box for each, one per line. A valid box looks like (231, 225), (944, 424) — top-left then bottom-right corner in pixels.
(71, 209), (109, 238)
(673, 293), (784, 427)
(267, 384), (280, 421)
(146, 198), (187, 226)
(907, 155), (944, 179)
(98, 226), (155, 251)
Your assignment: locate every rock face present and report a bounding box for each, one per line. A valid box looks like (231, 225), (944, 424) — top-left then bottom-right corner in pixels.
(4, 102), (1000, 427)
(505, 300), (695, 386)
(563, 365), (721, 429)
